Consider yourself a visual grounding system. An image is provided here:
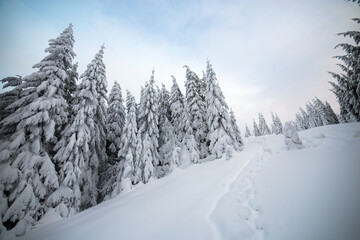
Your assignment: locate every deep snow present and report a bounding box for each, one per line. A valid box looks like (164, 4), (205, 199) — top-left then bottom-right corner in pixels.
(15, 122), (360, 240)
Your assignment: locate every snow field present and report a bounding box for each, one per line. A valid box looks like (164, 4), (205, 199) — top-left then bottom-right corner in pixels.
(212, 122), (360, 240)
(18, 122), (360, 240)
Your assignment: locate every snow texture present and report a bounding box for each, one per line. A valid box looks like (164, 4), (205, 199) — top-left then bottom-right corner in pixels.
(14, 122), (360, 240)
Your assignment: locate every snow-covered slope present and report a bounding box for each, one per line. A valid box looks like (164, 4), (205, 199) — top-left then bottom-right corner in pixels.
(18, 123), (360, 240)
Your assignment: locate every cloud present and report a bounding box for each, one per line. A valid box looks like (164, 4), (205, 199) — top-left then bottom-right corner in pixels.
(0, 0), (359, 133)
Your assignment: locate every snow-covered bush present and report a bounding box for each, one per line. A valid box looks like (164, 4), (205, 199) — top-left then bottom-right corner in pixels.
(283, 121), (303, 150)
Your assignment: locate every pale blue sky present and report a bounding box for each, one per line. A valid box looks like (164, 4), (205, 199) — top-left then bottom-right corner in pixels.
(0, 0), (358, 129)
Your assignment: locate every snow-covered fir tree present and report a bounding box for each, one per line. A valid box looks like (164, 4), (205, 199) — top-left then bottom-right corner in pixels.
(158, 84), (175, 176)
(299, 107), (310, 129)
(325, 101), (339, 124)
(169, 76), (186, 146)
(0, 24), (76, 236)
(295, 113), (305, 131)
(113, 90), (138, 196)
(306, 102), (323, 128)
(50, 65), (99, 217)
(98, 83), (127, 201)
(329, 16), (360, 122)
(132, 131), (143, 185)
(205, 61), (237, 160)
(258, 113), (271, 135)
(229, 109), (243, 150)
(184, 65), (208, 158)
(313, 98), (331, 126)
(138, 70), (159, 182)
(245, 124), (252, 138)
(178, 110), (200, 165)
(106, 81), (125, 161)
(271, 112), (283, 135)
(78, 46), (108, 209)
(92, 46), (108, 205)
(253, 119), (261, 137)
(0, 76), (22, 138)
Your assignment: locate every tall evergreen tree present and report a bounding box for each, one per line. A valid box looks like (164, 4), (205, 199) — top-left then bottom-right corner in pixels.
(295, 113), (305, 131)
(98, 82), (126, 201)
(158, 84), (175, 176)
(253, 119), (261, 137)
(245, 124), (252, 138)
(325, 101), (339, 124)
(299, 107), (310, 129)
(50, 59), (99, 217)
(313, 97), (331, 126)
(306, 102), (323, 128)
(258, 113), (271, 135)
(179, 110), (199, 165)
(77, 46), (107, 209)
(169, 76), (186, 146)
(229, 109), (243, 149)
(0, 24), (76, 235)
(205, 61), (236, 159)
(92, 46), (108, 205)
(184, 65), (208, 158)
(138, 70), (159, 182)
(271, 112), (283, 134)
(115, 91), (138, 195)
(105, 81), (125, 161)
(275, 113), (283, 134)
(329, 14), (360, 122)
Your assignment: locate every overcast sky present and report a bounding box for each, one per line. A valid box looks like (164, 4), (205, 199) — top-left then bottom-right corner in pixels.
(0, 0), (358, 131)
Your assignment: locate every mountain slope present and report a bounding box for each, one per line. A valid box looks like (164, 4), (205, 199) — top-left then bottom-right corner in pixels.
(17, 123), (360, 240)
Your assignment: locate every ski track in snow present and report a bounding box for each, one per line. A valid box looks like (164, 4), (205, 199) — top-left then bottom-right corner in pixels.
(209, 137), (277, 240)
(207, 139), (264, 240)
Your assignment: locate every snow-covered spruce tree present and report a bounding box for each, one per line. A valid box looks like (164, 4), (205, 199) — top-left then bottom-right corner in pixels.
(283, 121), (303, 150)
(108, 90), (138, 198)
(306, 102), (323, 128)
(0, 76), (22, 138)
(158, 84), (175, 176)
(275, 113), (283, 134)
(137, 86), (145, 127)
(199, 70), (207, 100)
(271, 112), (277, 134)
(299, 107), (310, 129)
(258, 113), (271, 135)
(229, 109), (243, 149)
(329, 14), (360, 122)
(98, 82), (126, 201)
(184, 65), (208, 158)
(132, 131), (143, 185)
(92, 46), (108, 205)
(325, 101), (339, 124)
(0, 24), (76, 236)
(138, 70), (159, 182)
(178, 110), (199, 166)
(245, 124), (252, 138)
(295, 113), (305, 131)
(49, 63), (99, 217)
(106, 81), (125, 161)
(271, 112), (283, 134)
(313, 97), (333, 126)
(77, 46), (107, 209)
(169, 76), (186, 146)
(253, 119), (261, 136)
(205, 61), (237, 160)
